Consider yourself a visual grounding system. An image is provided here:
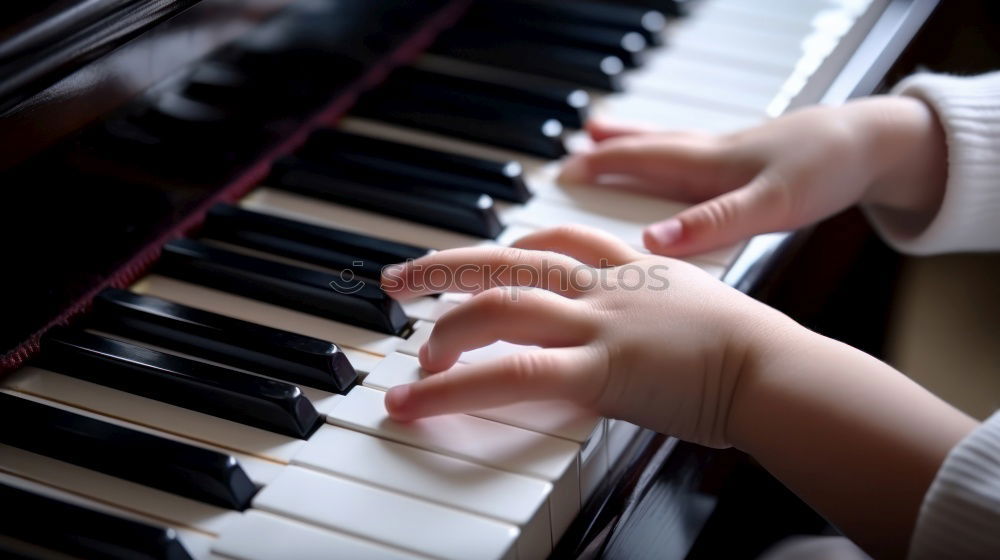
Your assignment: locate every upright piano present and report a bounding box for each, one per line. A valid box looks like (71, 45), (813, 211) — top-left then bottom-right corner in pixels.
(0, 1), (939, 558)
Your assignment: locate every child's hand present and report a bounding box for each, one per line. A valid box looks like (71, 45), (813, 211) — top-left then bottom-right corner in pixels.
(380, 225), (796, 448)
(559, 97), (947, 257)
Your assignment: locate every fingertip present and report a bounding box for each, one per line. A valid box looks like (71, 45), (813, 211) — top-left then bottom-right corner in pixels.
(380, 263), (408, 296)
(643, 218), (683, 253)
(558, 155), (589, 184)
(385, 384), (415, 421)
(417, 343), (436, 372)
(586, 118), (652, 142)
(419, 342), (459, 373)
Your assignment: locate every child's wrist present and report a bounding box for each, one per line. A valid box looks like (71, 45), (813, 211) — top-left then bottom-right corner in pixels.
(722, 310), (816, 451)
(856, 96), (947, 219)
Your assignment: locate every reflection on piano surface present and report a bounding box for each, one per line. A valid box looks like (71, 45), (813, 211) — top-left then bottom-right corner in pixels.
(0, 0), (936, 558)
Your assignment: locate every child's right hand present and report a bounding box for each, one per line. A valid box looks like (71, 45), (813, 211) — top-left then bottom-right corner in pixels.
(559, 96), (948, 257)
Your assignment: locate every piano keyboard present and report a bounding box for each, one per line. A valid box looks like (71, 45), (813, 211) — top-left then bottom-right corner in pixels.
(0, 0), (892, 558)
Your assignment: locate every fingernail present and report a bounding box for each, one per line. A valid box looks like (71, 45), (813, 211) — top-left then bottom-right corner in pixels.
(646, 219), (683, 247)
(386, 384), (411, 415)
(558, 155), (588, 183)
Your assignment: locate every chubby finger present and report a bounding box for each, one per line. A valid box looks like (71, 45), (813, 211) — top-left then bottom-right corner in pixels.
(381, 245), (588, 300)
(421, 287), (593, 372)
(558, 133), (737, 201)
(643, 175), (791, 257)
(386, 346), (606, 421)
(512, 224), (640, 267)
(585, 118), (659, 142)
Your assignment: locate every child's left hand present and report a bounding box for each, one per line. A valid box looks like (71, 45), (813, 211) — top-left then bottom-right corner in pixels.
(380, 225), (797, 448)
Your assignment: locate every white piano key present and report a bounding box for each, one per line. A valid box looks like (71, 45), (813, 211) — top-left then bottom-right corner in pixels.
(639, 49), (790, 100)
(683, 1), (822, 37)
(328, 385), (579, 481)
(714, 0), (863, 26)
(326, 385), (581, 537)
(396, 322), (538, 365)
(398, 296), (459, 322)
(521, 161), (690, 224)
(606, 419), (644, 467)
(580, 430), (609, 505)
(495, 222), (541, 247)
(177, 530), (221, 560)
(395, 319), (433, 354)
(682, 242), (747, 269)
(294, 425), (553, 559)
(214, 510), (423, 560)
(622, 64), (776, 114)
(364, 352), (601, 444)
(340, 349), (383, 377)
(672, 19), (811, 54)
(0, 443), (240, 536)
(243, 187), (485, 251)
(253, 465), (519, 560)
(3, 368), (306, 464)
(133, 275), (405, 361)
(501, 197), (648, 251)
(588, 92), (763, 134)
(3, 389), (284, 486)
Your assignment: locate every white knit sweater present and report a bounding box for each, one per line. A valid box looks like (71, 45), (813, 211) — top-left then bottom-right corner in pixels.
(878, 72), (1000, 560)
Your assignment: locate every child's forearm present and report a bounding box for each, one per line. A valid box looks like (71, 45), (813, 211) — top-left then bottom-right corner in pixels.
(729, 325), (977, 559)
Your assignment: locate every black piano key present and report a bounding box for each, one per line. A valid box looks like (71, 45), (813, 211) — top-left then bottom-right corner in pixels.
(353, 89), (567, 158)
(107, 91), (269, 177)
(0, 481), (193, 560)
(481, 0), (667, 45)
(293, 139), (527, 209)
(90, 289), (358, 394)
(429, 29), (624, 91)
(136, 91), (265, 149)
(220, 15), (368, 106)
(372, 74), (577, 139)
(157, 238), (410, 335)
(203, 204), (426, 277)
(463, 11), (648, 68)
(145, 91), (233, 130)
(618, 0), (687, 18)
(36, 328), (322, 439)
(182, 61), (280, 115)
(270, 156), (505, 239)
(305, 128), (532, 201)
(0, 393), (256, 510)
(378, 66), (588, 129)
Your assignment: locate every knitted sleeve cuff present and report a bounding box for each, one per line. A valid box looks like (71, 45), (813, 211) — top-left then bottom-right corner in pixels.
(864, 72), (1000, 255)
(909, 410), (1000, 559)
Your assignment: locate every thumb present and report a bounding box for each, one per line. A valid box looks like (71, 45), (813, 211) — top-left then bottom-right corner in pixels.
(644, 176), (793, 257)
